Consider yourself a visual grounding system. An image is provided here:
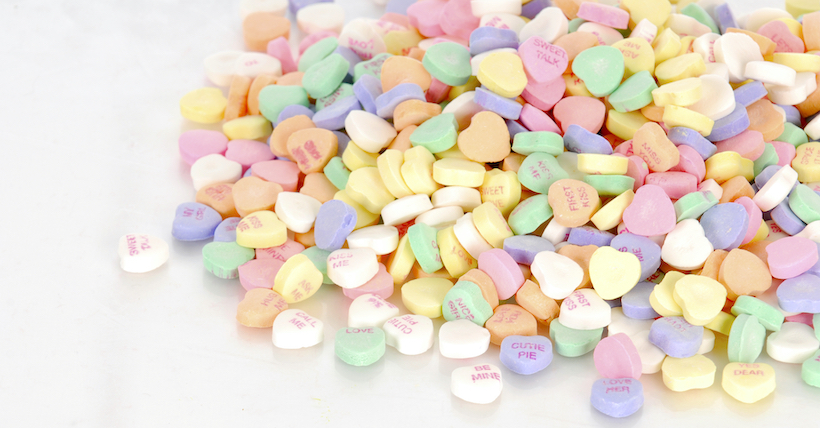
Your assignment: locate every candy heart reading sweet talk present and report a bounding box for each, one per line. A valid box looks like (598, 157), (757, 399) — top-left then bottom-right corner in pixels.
(518, 36), (568, 84)
(661, 219), (714, 271)
(272, 309), (324, 349)
(348, 293), (400, 328)
(118, 234), (169, 273)
(171, 202), (223, 241)
(622, 184), (676, 237)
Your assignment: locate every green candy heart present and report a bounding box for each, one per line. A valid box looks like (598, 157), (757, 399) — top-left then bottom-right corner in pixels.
(202, 241), (255, 279)
(802, 349), (820, 388)
(407, 222), (443, 274)
(775, 122), (808, 147)
(608, 70), (658, 113)
(323, 157), (350, 190)
(727, 314), (766, 364)
(353, 53), (393, 82)
(517, 152), (568, 194)
(421, 42), (471, 86)
(753, 143), (779, 177)
(335, 327), (386, 366)
(303, 53), (350, 99)
(316, 83), (355, 111)
(512, 131), (564, 156)
(508, 194), (553, 235)
(301, 246), (333, 284)
(568, 18), (586, 33)
(674, 190), (718, 221)
(571, 45), (625, 98)
(549, 319), (603, 357)
(583, 174), (635, 196)
(258, 85), (309, 123)
(409, 112), (458, 153)
(442, 281), (494, 326)
(730, 295), (784, 331)
(298, 36), (339, 72)
(789, 184), (820, 224)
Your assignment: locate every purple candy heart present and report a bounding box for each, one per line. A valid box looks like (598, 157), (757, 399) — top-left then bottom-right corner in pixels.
(314, 200), (357, 251)
(648, 317), (704, 358)
(499, 335), (553, 375)
(171, 202), (222, 241)
(590, 378), (644, 418)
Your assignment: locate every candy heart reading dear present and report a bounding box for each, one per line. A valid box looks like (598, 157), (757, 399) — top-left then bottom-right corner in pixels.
(649, 317), (704, 358)
(236, 288), (288, 328)
(451, 364), (503, 405)
(590, 378), (644, 419)
(326, 248), (379, 289)
(272, 308), (324, 349)
(202, 241), (255, 279)
(558, 289), (611, 331)
(235, 210), (287, 249)
(499, 335), (553, 375)
(439, 319), (491, 359)
(348, 293), (400, 328)
(722, 362), (776, 404)
(672, 275), (727, 326)
(622, 184), (676, 237)
(661, 219), (714, 271)
(661, 354), (716, 392)
(335, 327), (386, 366)
(118, 234), (169, 273)
(274, 192), (322, 233)
(589, 246), (641, 300)
(172, 202), (223, 241)
(593, 333), (642, 380)
(190, 154), (243, 191)
(766, 322), (820, 364)
(382, 314), (434, 356)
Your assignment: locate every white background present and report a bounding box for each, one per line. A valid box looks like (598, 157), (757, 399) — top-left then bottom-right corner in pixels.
(2, 0), (820, 426)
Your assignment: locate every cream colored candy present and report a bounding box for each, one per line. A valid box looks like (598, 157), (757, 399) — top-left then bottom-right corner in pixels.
(236, 210), (287, 248)
(661, 219), (714, 271)
(479, 169), (521, 217)
(327, 248), (379, 289)
(589, 246), (641, 300)
(722, 362), (776, 404)
(345, 110), (398, 154)
(744, 61), (797, 87)
(296, 3), (344, 34)
(547, 179), (600, 227)
(649, 271), (685, 317)
(432, 186), (483, 212)
(345, 167), (396, 213)
(401, 146), (441, 195)
(273, 254), (323, 303)
(558, 289), (611, 330)
(235, 52), (282, 78)
(519, 6), (569, 44)
(714, 33), (764, 83)
(232, 176), (282, 217)
(271, 309), (323, 349)
(591, 190), (634, 231)
(381, 194), (434, 226)
(190, 154), (242, 191)
(662, 355), (716, 392)
(204, 51), (243, 87)
(236, 288), (288, 328)
(766, 72), (818, 106)
(415, 206), (464, 230)
(453, 212), (494, 259)
(433, 158), (486, 187)
(651, 78), (702, 107)
(401, 277), (454, 318)
(672, 275), (728, 326)
(471, 202), (513, 248)
(687, 75), (735, 122)
(347, 225), (399, 256)
(442, 91), (484, 131)
(531, 250), (584, 300)
(377, 149), (414, 199)
(273, 192), (321, 233)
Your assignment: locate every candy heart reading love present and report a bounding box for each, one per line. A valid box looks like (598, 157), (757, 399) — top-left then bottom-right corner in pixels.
(451, 364), (503, 404)
(118, 234), (169, 273)
(348, 293), (400, 328)
(439, 319), (491, 359)
(590, 378), (644, 418)
(236, 288), (288, 328)
(334, 327), (386, 366)
(172, 202), (223, 241)
(499, 335), (553, 375)
(272, 309), (324, 349)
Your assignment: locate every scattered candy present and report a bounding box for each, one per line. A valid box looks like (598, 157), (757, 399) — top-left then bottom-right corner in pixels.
(451, 364), (503, 404)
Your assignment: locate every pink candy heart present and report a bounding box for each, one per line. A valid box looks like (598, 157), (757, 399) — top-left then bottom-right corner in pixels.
(622, 184), (676, 236)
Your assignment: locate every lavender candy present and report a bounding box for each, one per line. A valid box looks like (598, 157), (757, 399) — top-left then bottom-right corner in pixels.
(214, 217), (241, 242)
(503, 235), (555, 265)
(771, 201), (807, 235)
(803, 243), (820, 277)
(499, 335), (553, 375)
(475, 86), (523, 120)
(521, 0), (552, 19)
(333, 131), (351, 154)
(610, 233), (662, 280)
(667, 127), (716, 160)
(778, 104), (802, 126)
(563, 124), (613, 154)
(507, 119), (529, 138)
(171, 202), (223, 241)
(777, 273), (820, 313)
(621, 282), (660, 320)
(353, 74), (382, 115)
(700, 202), (749, 250)
(314, 200), (357, 251)
(375, 82), (426, 119)
(276, 104), (314, 125)
(649, 317), (704, 358)
(333, 45), (362, 78)
(714, 3), (737, 34)
(706, 104), (750, 142)
(469, 27), (519, 56)
(567, 226), (614, 247)
(590, 378), (644, 418)
(312, 96), (361, 130)
(733, 81), (767, 107)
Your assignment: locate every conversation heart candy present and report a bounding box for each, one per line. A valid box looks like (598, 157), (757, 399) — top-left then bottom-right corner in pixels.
(649, 316), (704, 358)
(622, 185), (676, 237)
(593, 333), (642, 380)
(590, 378), (644, 418)
(548, 179), (600, 228)
(589, 246), (641, 300)
(314, 199), (357, 251)
(559, 289), (611, 330)
(273, 253), (323, 303)
(272, 308), (324, 349)
(451, 364), (503, 404)
(335, 327), (386, 366)
(499, 335), (553, 375)
(549, 319), (603, 357)
(571, 46), (624, 97)
(382, 314), (434, 355)
(485, 304), (538, 345)
(661, 219), (713, 271)
(348, 293), (400, 328)
(236, 210), (288, 248)
(672, 275), (727, 326)
(722, 362), (776, 404)
(531, 250), (584, 300)
(172, 202), (223, 241)
(439, 319), (492, 359)
(727, 314), (766, 364)
(661, 355), (716, 392)
(442, 281), (494, 326)
(236, 288), (288, 328)
(274, 192), (322, 233)
(518, 36), (568, 84)
(190, 154), (243, 191)
(202, 241), (255, 279)
(237, 258), (284, 291)
(327, 248), (379, 289)
(118, 234), (169, 273)
(766, 322), (820, 364)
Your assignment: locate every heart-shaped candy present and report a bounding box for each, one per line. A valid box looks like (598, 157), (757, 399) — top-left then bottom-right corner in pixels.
(661, 354), (716, 392)
(237, 258), (285, 291)
(343, 264), (394, 300)
(232, 176), (283, 217)
(346, 225), (399, 256)
(630, 330), (666, 374)
(672, 274), (727, 326)
(202, 241), (255, 279)
(593, 333), (642, 380)
(172, 202), (222, 241)
(272, 309), (324, 349)
(334, 326), (386, 366)
(607, 307), (653, 338)
(178, 129), (228, 165)
(622, 184), (676, 236)
(190, 154), (242, 191)
(549, 319), (603, 357)
(118, 234), (169, 273)
(382, 314), (434, 355)
(274, 192), (322, 233)
(571, 45), (624, 97)
(214, 217), (241, 242)
(438, 319), (491, 359)
(456, 111), (511, 163)
(766, 322), (820, 364)
(661, 219), (714, 270)
(590, 378), (644, 418)
(273, 254), (323, 303)
(485, 304), (538, 345)
(722, 362), (776, 404)
(327, 248), (379, 289)
(442, 281), (493, 326)
(348, 293), (400, 328)
(649, 316), (704, 358)
(236, 288), (288, 328)
(589, 246), (642, 300)
(558, 289), (611, 330)
(451, 364), (503, 404)
(499, 335), (553, 375)
(236, 210), (287, 249)
(518, 36), (568, 84)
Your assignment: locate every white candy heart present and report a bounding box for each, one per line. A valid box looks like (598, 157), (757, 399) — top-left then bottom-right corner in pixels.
(744, 61), (796, 87)
(607, 307), (653, 338)
(346, 225), (399, 255)
(542, 218), (571, 245)
(577, 22), (624, 45)
(235, 52), (282, 79)
(518, 7), (568, 44)
(203, 51), (243, 87)
(272, 309), (324, 349)
(338, 18), (386, 61)
(629, 18), (657, 44)
(692, 33), (719, 64)
(451, 364), (503, 404)
(327, 248), (379, 289)
(629, 330), (666, 374)
(453, 212), (493, 258)
(382, 314), (435, 355)
(703, 62), (730, 81)
(118, 234), (169, 273)
(471, 0), (521, 18)
(698, 328), (715, 355)
(661, 219), (713, 271)
(714, 33), (763, 83)
(348, 293), (400, 328)
(808, 113), (820, 141)
(531, 251), (584, 300)
(766, 322), (820, 364)
(381, 194), (433, 226)
(296, 2), (345, 35)
(344, 111), (398, 154)
(190, 154), (242, 191)
(415, 206), (464, 230)
(688, 75), (735, 121)
(274, 192), (322, 233)
(558, 289), (611, 330)
(439, 319), (491, 359)
(666, 13), (711, 38)
(753, 165), (798, 212)
(766, 72), (818, 105)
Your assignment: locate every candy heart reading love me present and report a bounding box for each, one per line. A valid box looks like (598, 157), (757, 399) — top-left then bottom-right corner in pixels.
(272, 309), (324, 349)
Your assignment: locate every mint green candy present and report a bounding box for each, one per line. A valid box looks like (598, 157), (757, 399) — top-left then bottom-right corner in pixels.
(549, 319), (603, 357)
(407, 222), (443, 273)
(442, 281), (494, 326)
(607, 71), (658, 113)
(302, 246), (333, 284)
(727, 314), (766, 363)
(353, 53), (392, 82)
(776, 122), (808, 147)
(568, 18), (586, 33)
(680, 3), (720, 34)
(674, 190), (718, 221)
(335, 327), (386, 366)
(316, 83), (354, 111)
(409, 112), (458, 153)
(422, 42), (471, 86)
(298, 36), (338, 72)
(512, 131), (564, 156)
(518, 152), (568, 194)
(730, 295), (784, 331)
(324, 157), (350, 190)
(583, 174), (634, 196)
(789, 184), (820, 224)
(258, 85), (309, 123)
(571, 46), (624, 97)
(303, 53), (350, 99)
(508, 194), (553, 235)
(802, 349), (820, 388)
(753, 143), (779, 177)
(202, 241), (255, 279)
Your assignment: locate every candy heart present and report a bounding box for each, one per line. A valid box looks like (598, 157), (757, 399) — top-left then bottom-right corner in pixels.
(593, 333), (642, 380)
(190, 154), (243, 191)
(649, 316), (704, 358)
(286, 127), (338, 174)
(235, 210), (288, 248)
(622, 184), (676, 236)
(777, 273), (820, 313)
(232, 176), (283, 217)
(589, 246), (641, 300)
(346, 225), (399, 255)
(549, 319), (603, 357)
(571, 46), (625, 97)
(518, 36), (568, 84)
(273, 253), (323, 303)
(327, 248), (379, 289)
(558, 289), (611, 330)
(348, 293), (400, 328)
(382, 314), (435, 355)
(548, 179), (600, 228)
(661, 219), (714, 271)
(630, 330), (666, 374)
(802, 350), (820, 388)
(590, 378), (644, 418)
(178, 129), (228, 165)
(237, 258), (285, 291)
(118, 234), (169, 273)
(485, 304), (538, 345)
(621, 281), (661, 320)
(272, 308), (324, 349)
(236, 288), (288, 328)
(214, 217), (241, 242)
(438, 319), (491, 359)
(314, 200), (358, 251)
(345, 110), (398, 153)
(343, 264), (394, 300)
(610, 233), (662, 281)
(202, 241), (255, 279)
(607, 307), (653, 338)
(722, 362), (776, 404)
(334, 326), (386, 366)
(171, 202), (223, 241)
(421, 42), (471, 87)
(766, 322), (820, 364)
(255, 239), (305, 261)
(672, 274), (727, 326)
(499, 335), (553, 375)
(661, 354), (716, 392)
(251, 159), (301, 192)
(456, 111), (511, 163)
(274, 192), (322, 233)
(451, 364), (503, 404)
(442, 281), (494, 326)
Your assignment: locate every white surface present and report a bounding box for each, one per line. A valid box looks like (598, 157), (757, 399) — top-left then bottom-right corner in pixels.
(4, 0), (820, 426)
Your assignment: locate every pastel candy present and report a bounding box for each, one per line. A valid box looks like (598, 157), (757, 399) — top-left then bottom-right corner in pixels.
(549, 319), (603, 357)
(621, 282), (660, 320)
(722, 362), (776, 404)
(477, 51), (528, 98)
(334, 327), (386, 366)
(531, 250), (584, 300)
(439, 318), (492, 359)
(422, 42), (471, 86)
(236, 210), (287, 248)
(407, 222), (443, 274)
(766, 322), (820, 364)
(326, 248), (378, 289)
(589, 246), (641, 300)
(649, 316), (704, 358)
(503, 235), (554, 266)
(343, 264), (394, 300)
(238, 258), (284, 291)
(118, 234), (169, 273)
(401, 277), (453, 318)
(727, 314), (766, 364)
(236, 288), (288, 328)
(451, 364), (503, 404)
(382, 314), (435, 355)
(178, 130), (228, 165)
(559, 289), (611, 330)
(457, 111), (512, 163)
(314, 200), (357, 251)
(610, 233), (661, 281)
(499, 335), (553, 375)
(767, 237), (819, 280)
(272, 309), (324, 349)
(594, 333), (642, 380)
(517, 153), (568, 194)
(172, 202), (222, 241)
(661, 355), (716, 392)
(672, 275), (727, 326)
(778, 274), (820, 314)
(590, 378), (644, 419)
(485, 304), (537, 345)
(348, 293), (399, 328)
(179, 87), (227, 124)
(700, 203), (749, 251)
(442, 281), (493, 326)
(719, 251), (773, 302)
(621, 185), (676, 237)
(518, 36), (567, 84)
(273, 253), (323, 303)
(804, 349), (820, 388)
(571, 46), (624, 98)
(478, 249), (524, 300)
(190, 154), (242, 191)
(202, 241), (255, 279)
(548, 179), (600, 228)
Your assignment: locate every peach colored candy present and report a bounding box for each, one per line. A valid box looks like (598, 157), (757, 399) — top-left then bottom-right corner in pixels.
(252, 159), (301, 192)
(557, 244), (598, 290)
(457, 111), (511, 163)
(243, 12), (290, 51)
(739, 240), (772, 269)
(485, 304), (537, 345)
(225, 75), (252, 122)
(632, 122), (680, 172)
(196, 183), (238, 219)
(516, 279), (560, 325)
(805, 12), (820, 52)
(553, 96), (606, 134)
(715, 130), (765, 161)
(553, 0), (584, 19)
(294, 229), (315, 247)
(699, 249), (729, 281)
(232, 176), (282, 217)
(553, 32), (600, 68)
(380, 56), (432, 92)
(719, 176), (755, 204)
(640, 103), (665, 122)
(256, 239), (305, 261)
(269, 115), (315, 158)
(796, 74), (820, 118)
(247, 74), (277, 116)
(747, 99), (785, 142)
(286, 128), (338, 174)
(236, 288), (288, 328)
(718, 248), (773, 301)
(460, 268), (500, 308)
(393, 100), (442, 131)
(387, 125), (416, 151)
(300, 172), (337, 203)
(276, 71), (304, 87)
(548, 179), (600, 228)
(502, 153), (526, 173)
